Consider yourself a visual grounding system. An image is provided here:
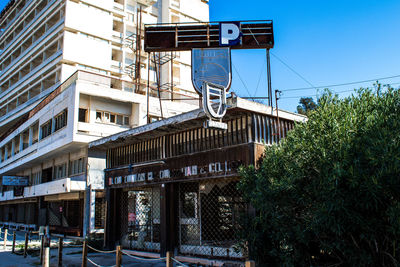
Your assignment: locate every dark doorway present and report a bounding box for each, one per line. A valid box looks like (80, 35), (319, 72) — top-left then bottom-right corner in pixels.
(42, 167), (53, 183)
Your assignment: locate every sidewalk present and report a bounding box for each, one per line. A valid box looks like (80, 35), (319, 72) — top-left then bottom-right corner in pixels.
(0, 231), (177, 267)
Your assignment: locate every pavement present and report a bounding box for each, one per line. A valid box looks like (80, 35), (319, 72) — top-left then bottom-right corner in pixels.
(0, 231), (174, 267)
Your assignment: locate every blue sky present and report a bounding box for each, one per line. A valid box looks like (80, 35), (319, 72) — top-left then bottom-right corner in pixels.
(1, 0), (399, 111)
(210, 0), (400, 111)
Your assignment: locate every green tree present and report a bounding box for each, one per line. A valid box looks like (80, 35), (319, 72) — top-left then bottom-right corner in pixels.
(239, 87), (400, 266)
(296, 97), (317, 115)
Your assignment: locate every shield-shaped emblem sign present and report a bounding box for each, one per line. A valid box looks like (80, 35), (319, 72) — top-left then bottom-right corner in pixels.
(192, 48), (232, 95)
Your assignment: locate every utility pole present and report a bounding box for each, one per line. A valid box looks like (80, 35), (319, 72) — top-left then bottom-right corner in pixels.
(266, 49), (273, 108)
(275, 89), (282, 141)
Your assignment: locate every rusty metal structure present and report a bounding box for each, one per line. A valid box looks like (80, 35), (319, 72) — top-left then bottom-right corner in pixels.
(144, 20), (275, 117)
(144, 20), (274, 52)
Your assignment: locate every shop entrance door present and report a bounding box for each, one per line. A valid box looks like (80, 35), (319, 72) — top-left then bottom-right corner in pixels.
(179, 183), (201, 253)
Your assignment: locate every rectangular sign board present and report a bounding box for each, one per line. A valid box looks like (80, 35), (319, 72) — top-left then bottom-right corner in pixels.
(2, 176), (29, 186)
(106, 144), (253, 188)
(144, 20), (274, 52)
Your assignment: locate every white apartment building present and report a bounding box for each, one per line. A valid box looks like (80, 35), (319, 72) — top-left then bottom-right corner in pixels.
(0, 0), (209, 236)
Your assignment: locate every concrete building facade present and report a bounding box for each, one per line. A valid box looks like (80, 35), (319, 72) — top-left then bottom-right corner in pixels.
(0, 0), (209, 236)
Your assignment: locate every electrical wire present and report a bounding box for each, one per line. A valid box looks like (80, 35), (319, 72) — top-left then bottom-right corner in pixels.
(281, 75), (400, 92)
(279, 82), (400, 99)
(232, 63), (253, 98)
(270, 52), (317, 90)
(253, 58), (266, 97)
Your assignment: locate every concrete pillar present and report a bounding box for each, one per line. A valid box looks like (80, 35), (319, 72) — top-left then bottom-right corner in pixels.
(11, 139), (15, 156)
(19, 134), (23, 151)
(28, 127), (33, 146)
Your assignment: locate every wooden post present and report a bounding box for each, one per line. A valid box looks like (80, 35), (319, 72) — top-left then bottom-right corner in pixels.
(116, 245), (122, 267)
(24, 232), (29, 257)
(3, 229), (7, 250)
(81, 240), (88, 267)
(11, 231), (16, 253)
(58, 237), (63, 267)
(166, 251), (172, 267)
(245, 260), (256, 267)
(43, 247), (50, 267)
(40, 235), (44, 264)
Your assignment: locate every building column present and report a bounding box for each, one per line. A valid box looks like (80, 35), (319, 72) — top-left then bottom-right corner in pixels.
(104, 187), (121, 249)
(160, 183), (177, 256)
(83, 185), (96, 237)
(11, 139), (15, 156)
(19, 134), (23, 151)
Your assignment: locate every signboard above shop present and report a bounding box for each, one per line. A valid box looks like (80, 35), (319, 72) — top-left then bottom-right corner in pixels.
(144, 20), (274, 52)
(2, 176), (29, 186)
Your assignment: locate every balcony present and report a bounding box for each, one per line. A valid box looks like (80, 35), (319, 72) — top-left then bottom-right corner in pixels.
(77, 121), (129, 137)
(113, 2), (124, 12)
(137, 0), (157, 6)
(111, 60), (122, 73)
(112, 30), (123, 43)
(0, 177), (86, 202)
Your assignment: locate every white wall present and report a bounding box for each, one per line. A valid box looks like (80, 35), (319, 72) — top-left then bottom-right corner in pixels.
(65, 0), (113, 40)
(180, 0), (209, 22)
(63, 31), (111, 71)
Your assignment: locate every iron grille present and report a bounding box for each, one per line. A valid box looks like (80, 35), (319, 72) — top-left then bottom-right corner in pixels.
(120, 187), (161, 252)
(48, 201), (62, 226)
(48, 200), (81, 227)
(179, 180), (247, 259)
(95, 198), (105, 228)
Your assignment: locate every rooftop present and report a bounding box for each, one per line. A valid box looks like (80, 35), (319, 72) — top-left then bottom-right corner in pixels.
(89, 96), (307, 150)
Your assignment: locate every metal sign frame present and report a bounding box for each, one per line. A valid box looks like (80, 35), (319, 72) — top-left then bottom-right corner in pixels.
(144, 20), (274, 52)
(143, 19), (275, 128)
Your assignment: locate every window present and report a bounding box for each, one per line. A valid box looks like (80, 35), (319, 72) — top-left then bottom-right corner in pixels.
(149, 116), (161, 123)
(40, 120), (52, 139)
(54, 163), (67, 180)
(31, 172), (41, 185)
(32, 122), (39, 144)
(104, 112), (110, 122)
(124, 116), (129, 125)
(95, 111), (129, 126)
(22, 130), (29, 149)
(117, 115), (123, 125)
(78, 108), (87, 122)
(96, 112), (102, 122)
(70, 158), (85, 176)
(54, 109), (67, 131)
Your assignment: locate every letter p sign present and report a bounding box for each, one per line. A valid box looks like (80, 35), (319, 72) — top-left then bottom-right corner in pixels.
(219, 22), (241, 46)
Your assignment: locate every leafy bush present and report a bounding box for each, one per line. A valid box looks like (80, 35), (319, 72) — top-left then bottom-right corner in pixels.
(239, 87), (400, 266)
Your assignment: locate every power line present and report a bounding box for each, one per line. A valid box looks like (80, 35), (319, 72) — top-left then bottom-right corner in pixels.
(253, 58), (266, 97)
(280, 89), (353, 99)
(270, 52), (317, 90)
(281, 74), (400, 92)
(232, 63), (253, 98)
(279, 82), (400, 99)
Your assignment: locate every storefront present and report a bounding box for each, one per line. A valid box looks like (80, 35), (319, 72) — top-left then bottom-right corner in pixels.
(89, 97), (306, 261)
